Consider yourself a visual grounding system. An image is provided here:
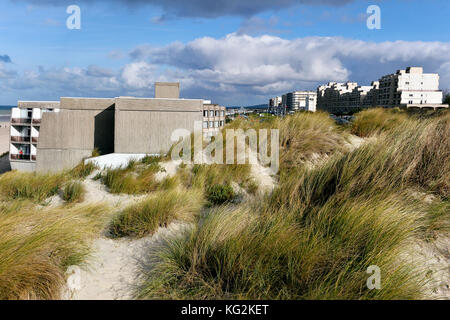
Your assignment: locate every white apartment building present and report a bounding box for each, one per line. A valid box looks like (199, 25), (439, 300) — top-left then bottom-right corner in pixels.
(287, 91), (317, 112)
(203, 103), (226, 137)
(317, 67), (447, 113)
(269, 91), (317, 115)
(9, 102), (60, 171)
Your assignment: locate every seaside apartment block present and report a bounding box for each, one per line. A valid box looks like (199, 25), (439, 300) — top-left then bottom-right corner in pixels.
(317, 67), (448, 113)
(269, 91), (317, 115)
(10, 83), (225, 172)
(203, 103), (226, 137)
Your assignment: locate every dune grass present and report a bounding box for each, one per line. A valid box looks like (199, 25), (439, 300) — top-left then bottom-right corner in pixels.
(0, 203), (110, 300)
(69, 161), (97, 179)
(109, 189), (204, 238)
(0, 171), (65, 203)
(138, 108), (449, 300)
(101, 159), (163, 194)
(351, 107), (409, 137)
(62, 181), (85, 204)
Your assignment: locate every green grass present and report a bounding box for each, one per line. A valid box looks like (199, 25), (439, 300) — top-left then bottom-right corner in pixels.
(0, 203), (110, 300)
(351, 107), (409, 137)
(138, 108), (449, 300)
(69, 161), (98, 179)
(109, 189), (204, 238)
(0, 171), (65, 202)
(101, 159), (163, 194)
(62, 181), (85, 204)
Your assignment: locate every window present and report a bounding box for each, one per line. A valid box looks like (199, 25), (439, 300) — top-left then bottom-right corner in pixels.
(215, 111), (219, 117)
(209, 110), (214, 117)
(203, 110), (208, 117)
(214, 121), (218, 128)
(209, 121), (213, 128)
(203, 121), (208, 129)
(220, 111), (224, 116)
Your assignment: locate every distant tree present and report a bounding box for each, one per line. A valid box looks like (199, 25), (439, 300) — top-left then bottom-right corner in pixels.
(444, 90), (450, 105)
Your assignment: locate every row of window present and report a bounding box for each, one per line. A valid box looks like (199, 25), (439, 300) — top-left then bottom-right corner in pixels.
(203, 110), (225, 117)
(203, 120), (225, 129)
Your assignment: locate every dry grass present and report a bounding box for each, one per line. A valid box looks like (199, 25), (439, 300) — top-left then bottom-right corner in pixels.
(0, 203), (110, 299)
(109, 189), (204, 238)
(0, 171), (65, 203)
(62, 181), (85, 204)
(138, 108), (449, 300)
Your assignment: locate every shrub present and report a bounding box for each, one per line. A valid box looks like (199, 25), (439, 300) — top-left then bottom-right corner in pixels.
(62, 181), (85, 203)
(110, 189), (204, 238)
(206, 184), (235, 205)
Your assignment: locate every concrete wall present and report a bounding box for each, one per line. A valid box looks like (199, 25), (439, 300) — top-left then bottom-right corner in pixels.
(154, 82), (180, 99)
(36, 98), (115, 172)
(114, 98), (203, 154)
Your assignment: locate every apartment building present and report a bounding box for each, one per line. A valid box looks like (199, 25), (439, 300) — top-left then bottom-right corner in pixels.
(269, 91), (317, 115)
(317, 67), (447, 113)
(286, 91), (317, 113)
(10, 82), (222, 172)
(9, 101), (60, 171)
(203, 104), (226, 137)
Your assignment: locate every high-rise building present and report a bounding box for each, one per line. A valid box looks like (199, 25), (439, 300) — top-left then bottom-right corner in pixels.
(317, 67), (448, 113)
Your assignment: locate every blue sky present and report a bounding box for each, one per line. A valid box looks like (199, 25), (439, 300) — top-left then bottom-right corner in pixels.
(0, 0), (449, 105)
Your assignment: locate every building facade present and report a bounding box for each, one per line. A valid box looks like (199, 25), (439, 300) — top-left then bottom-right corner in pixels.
(269, 91), (317, 115)
(10, 83), (225, 172)
(202, 104), (226, 137)
(317, 67), (447, 113)
(9, 101), (60, 171)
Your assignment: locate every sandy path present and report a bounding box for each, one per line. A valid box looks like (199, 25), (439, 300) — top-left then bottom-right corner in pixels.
(61, 170), (189, 300)
(65, 222), (189, 300)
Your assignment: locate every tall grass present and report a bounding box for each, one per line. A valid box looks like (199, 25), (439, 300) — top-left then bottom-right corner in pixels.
(101, 160), (163, 194)
(0, 171), (65, 202)
(0, 203), (110, 299)
(62, 181), (85, 204)
(138, 109), (449, 300)
(110, 189), (204, 238)
(351, 108), (409, 137)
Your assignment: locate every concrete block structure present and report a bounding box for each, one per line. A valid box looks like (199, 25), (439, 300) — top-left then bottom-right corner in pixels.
(10, 82), (225, 172)
(317, 67), (448, 113)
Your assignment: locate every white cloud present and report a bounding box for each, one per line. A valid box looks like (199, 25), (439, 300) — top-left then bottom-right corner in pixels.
(2, 34), (450, 104)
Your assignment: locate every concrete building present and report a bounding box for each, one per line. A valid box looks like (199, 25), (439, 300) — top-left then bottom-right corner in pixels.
(10, 82), (224, 172)
(317, 67), (448, 113)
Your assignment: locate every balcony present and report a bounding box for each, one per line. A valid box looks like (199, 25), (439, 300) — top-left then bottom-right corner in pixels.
(11, 118), (31, 125)
(10, 154), (31, 161)
(32, 119), (41, 125)
(11, 136), (31, 143)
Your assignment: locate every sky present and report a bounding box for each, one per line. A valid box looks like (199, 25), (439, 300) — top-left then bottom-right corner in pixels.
(0, 0), (449, 106)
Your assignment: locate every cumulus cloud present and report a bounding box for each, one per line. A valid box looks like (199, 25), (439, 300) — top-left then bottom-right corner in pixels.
(129, 34), (450, 97)
(13, 0), (358, 18)
(3, 34), (450, 104)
